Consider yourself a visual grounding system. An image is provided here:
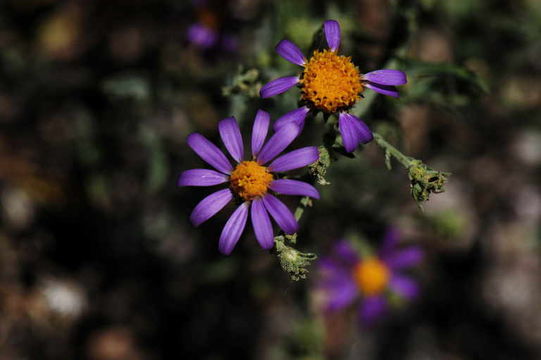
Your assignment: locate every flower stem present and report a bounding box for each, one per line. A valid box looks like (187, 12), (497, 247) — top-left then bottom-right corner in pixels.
(372, 132), (413, 168)
(294, 196), (310, 221)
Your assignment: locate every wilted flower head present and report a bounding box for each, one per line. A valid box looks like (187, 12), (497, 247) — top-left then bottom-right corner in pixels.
(318, 228), (422, 326)
(261, 20), (407, 152)
(178, 110), (320, 255)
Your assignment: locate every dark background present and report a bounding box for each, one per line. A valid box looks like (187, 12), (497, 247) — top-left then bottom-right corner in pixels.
(0, 0), (540, 359)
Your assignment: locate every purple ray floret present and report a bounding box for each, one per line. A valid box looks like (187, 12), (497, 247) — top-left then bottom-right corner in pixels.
(260, 76), (299, 98)
(251, 199), (274, 250)
(261, 194), (299, 234)
(275, 39), (306, 66)
(273, 106), (310, 132)
(218, 117), (244, 163)
(268, 147), (319, 173)
(256, 123), (300, 165)
(364, 69), (407, 86)
(324, 20), (341, 51)
(251, 109), (270, 157)
(270, 179), (320, 199)
(177, 169), (228, 187)
(338, 113), (373, 152)
(187, 133), (233, 174)
(219, 202), (249, 255)
(364, 83), (400, 98)
(189, 188), (233, 226)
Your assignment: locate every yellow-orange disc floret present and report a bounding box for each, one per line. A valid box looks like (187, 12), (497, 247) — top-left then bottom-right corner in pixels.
(230, 161), (273, 201)
(300, 49), (363, 113)
(353, 257), (390, 296)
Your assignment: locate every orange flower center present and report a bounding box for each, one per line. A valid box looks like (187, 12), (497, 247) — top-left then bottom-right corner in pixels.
(230, 161), (273, 201)
(300, 49), (363, 113)
(352, 257), (390, 296)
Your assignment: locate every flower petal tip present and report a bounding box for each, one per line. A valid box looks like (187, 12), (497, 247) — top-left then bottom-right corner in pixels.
(323, 20), (341, 51)
(275, 39), (306, 66)
(260, 76), (299, 98)
(364, 69), (407, 86)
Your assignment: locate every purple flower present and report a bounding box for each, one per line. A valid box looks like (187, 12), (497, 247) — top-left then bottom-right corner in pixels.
(187, 23), (219, 49)
(318, 228), (422, 326)
(261, 20), (407, 153)
(186, 1), (238, 53)
(178, 110), (320, 255)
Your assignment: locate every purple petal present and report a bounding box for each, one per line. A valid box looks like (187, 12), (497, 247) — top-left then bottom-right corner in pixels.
(338, 113), (361, 152)
(332, 240), (360, 266)
(218, 117), (244, 163)
(268, 146), (319, 172)
(256, 123), (301, 165)
(250, 198), (274, 250)
(218, 202), (249, 255)
(189, 188), (233, 226)
(187, 23), (217, 49)
(379, 227), (400, 259)
(325, 277), (358, 311)
(260, 76), (299, 98)
(338, 113), (373, 152)
(273, 106), (310, 132)
(359, 296), (387, 326)
(269, 179), (320, 199)
(389, 274), (420, 299)
(261, 194), (299, 234)
(351, 116), (374, 144)
(365, 83), (400, 98)
(324, 20), (341, 51)
(363, 69), (407, 86)
(275, 39), (306, 66)
(385, 247), (423, 269)
(318, 258), (358, 311)
(318, 258), (349, 283)
(177, 169), (229, 187)
(318, 258), (341, 279)
(251, 109), (270, 157)
(187, 133), (233, 174)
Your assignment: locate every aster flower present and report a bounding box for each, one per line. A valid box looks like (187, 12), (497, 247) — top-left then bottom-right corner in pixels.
(318, 228), (422, 326)
(178, 110), (320, 255)
(260, 20), (407, 152)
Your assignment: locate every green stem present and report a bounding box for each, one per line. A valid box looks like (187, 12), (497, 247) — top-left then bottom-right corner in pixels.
(294, 196), (310, 221)
(373, 132), (413, 168)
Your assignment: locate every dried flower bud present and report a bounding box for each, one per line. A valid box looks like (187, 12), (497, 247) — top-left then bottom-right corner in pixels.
(408, 160), (450, 203)
(275, 236), (317, 281)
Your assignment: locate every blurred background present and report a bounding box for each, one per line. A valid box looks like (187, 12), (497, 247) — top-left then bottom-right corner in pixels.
(0, 0), (540, 359)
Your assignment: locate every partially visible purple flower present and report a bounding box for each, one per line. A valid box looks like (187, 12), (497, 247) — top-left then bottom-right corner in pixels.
(261, 20), (408, 152)
(318, 228), (423, 326)
(187, 23), (218, 49)
(186, 2), (238, 53)
(178, 110), (320, 255)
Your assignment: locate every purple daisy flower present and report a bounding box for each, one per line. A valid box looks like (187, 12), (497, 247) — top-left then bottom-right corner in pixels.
(260, 20), (408, 153)
(178, 110), (320, 255)
(318, 228), (422, 326)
